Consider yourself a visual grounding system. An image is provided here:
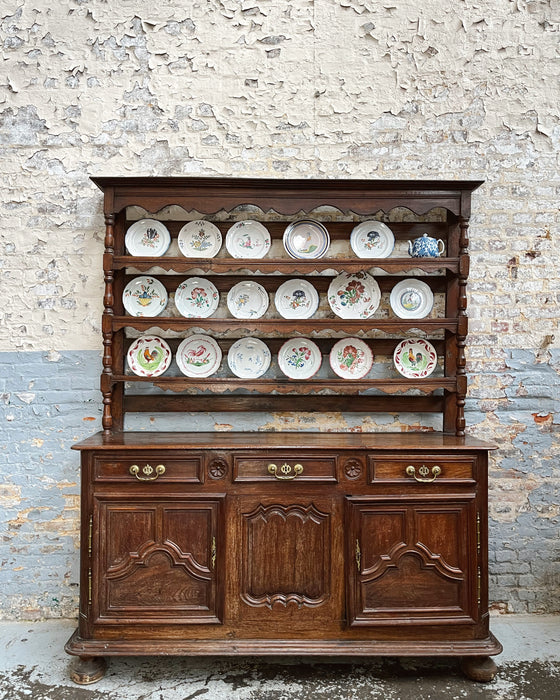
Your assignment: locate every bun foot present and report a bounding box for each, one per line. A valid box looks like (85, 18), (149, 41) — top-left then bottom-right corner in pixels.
(460, 656), (498, 682)
(70, 655), (107, 684)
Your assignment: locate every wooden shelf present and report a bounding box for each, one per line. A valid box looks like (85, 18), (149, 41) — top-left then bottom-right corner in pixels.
(113, 375), (455, 395)
(112, 256), (461, 274)
(112, 316), (459, 333)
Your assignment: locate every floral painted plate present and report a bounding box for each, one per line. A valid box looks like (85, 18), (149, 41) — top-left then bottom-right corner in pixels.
(278, 338), (322, 380)
(225, 221), (271, 259)
(327, 271), (380, 319)
(125, 219), (171, 257)
(329, 338), (373, 380)
(122, 276), (168, 317)
(175, 277), (219, 318)
(283, 219), (330, 259)
(393, 338), (437, 379)
(127, 336), (172, 377)
(274, 279), (319, 319)
(227, 281), (269, 319)
(227, 337), (271, 379)
(389, 278), (434, 319)
(178, 220), (222, 258)
(176, 335), (222, 378)
(350, 221), (394, 258)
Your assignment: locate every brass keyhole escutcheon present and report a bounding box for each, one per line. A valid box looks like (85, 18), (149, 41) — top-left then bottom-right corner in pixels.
(268, 463), (304, 480)
(406, 464), (441, 483)
(129, 463), (166, 481)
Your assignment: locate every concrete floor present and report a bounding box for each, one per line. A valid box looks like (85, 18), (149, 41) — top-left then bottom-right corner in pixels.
(1, 617), (559, 699)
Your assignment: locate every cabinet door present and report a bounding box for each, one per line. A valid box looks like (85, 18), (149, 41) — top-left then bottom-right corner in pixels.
(93, 496), (224, 624)
(346, 496), (478, 626)
(232, 495), (342, 633)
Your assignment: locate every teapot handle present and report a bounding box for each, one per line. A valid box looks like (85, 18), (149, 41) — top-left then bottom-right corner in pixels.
(437, 239), (445, 255)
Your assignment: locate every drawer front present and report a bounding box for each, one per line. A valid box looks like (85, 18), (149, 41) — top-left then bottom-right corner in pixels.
(93, 454), (203, 484)
(368, 457), (475, 484)
(233, 454), (337, 483)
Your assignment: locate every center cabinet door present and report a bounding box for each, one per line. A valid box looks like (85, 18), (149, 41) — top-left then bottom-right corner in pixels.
(345, 496), (479, 627)
(230, 494), (344, 635)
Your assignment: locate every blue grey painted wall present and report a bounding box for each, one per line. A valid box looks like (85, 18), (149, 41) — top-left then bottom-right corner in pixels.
(1, 349), (558, 618)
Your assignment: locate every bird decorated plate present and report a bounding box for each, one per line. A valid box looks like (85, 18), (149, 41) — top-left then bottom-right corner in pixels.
(225, 220), (271, 259)
(329, 338), (373, 379)
(227, 281), (269, 319)
(274, 279), (319, 319)
(127, 336), (172, 377)
(389, 278), (434, 319)
(350, 221), (394, 258)
(327, 271), (380, 319)
(178, 220), (222, 258)
(227, 337), (271, 379)
(175, 277), (219, 318)
(125, 219), (171, 257)
(393, 338), (437, 379)
(122, 276), (168, 317)
(176, 335), (222, 378)
(283, 219), (330, 259)
(278, 338), (322, 380)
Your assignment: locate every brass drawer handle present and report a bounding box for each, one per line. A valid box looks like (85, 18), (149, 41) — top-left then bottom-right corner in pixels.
(129, 464), (166, 481)
(406, 464), (441, 483)
(267, 463), (304, 480)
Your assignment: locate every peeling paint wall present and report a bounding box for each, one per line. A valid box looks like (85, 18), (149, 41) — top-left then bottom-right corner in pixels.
(1, 1), (559, 617)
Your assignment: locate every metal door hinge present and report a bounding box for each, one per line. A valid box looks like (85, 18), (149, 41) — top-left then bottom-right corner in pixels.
(476, 513), (481, 555)
(88, 515), (93, 557)
(477, 566), (481, 606)
(211, 536), (216, 570)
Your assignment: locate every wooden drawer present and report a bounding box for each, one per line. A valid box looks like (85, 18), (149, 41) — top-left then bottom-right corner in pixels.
(368, 456), (475, 484)
(93, 453), (203, 484)
(233, 454), (337, 482)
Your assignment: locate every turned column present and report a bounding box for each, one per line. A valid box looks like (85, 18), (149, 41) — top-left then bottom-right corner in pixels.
(101, 213), (115, 434)
(455, 216), (470, 437)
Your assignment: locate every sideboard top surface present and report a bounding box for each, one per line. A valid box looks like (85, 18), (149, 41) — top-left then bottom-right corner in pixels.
(72, 430), (495, 451)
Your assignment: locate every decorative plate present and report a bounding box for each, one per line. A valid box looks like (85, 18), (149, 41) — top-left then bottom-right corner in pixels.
(227, 281), (269, 319)
(175, 277), (219, 318)
(389, 278), (434, 319)
(274, 279), (319, 319)
(125, 219), (171, 257)
(350, 221), (395, 258)
(178, 220), (222, 258)
(283, 219), (330, 259)
(227, 337), (271, 379)
(327, 271), (381, 319)
(329, 338), (373, 380)
(126, 336), (172, 377)
(278, 338), (322, 380)
(122, 276), (168, 317)
(225, 221), (271, 259)
(393, 338), (438, 379)
(176, 335), (222, 378)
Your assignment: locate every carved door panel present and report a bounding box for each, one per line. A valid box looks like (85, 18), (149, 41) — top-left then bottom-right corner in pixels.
(346, 496), (478, 626)
(93, 496), (224, 624)
(233, 495), (342, 633)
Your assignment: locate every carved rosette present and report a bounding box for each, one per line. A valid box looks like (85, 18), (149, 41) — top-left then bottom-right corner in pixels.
(208, 458), (228, 480)
(343, 458), (363, 480)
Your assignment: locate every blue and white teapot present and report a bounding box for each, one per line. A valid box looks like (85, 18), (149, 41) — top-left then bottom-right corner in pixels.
(408, 233), (445, 258)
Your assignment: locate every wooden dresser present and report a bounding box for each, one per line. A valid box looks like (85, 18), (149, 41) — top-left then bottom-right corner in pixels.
(65, 178), (501, 684)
